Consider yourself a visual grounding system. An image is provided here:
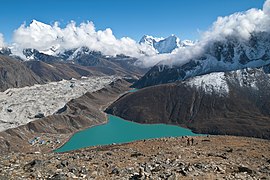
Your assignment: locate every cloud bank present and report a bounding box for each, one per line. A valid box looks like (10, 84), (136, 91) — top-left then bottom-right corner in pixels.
(13, 20), (156, 58)
(0, 33), (5, 48)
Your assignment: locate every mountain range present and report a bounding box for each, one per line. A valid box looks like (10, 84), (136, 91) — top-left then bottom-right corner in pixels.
(0, 46), (148, 92)
(0, 32), (193, 90)
(106, 31), (270, 139)
(133, 32), (270, 88)
(1, 2), (270, 179)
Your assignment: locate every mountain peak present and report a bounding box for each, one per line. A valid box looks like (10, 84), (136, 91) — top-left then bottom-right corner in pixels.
(139, 35), (162, 45)
(140, 34), (189, 54)
(29, 20), (52, 30)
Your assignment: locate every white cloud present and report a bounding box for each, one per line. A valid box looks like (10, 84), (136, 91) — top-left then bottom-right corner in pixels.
(202, 8), (267, 42)
(13, 20), (156, 58)
(263, 0), (270, 14)
(0, 33), (5, 48)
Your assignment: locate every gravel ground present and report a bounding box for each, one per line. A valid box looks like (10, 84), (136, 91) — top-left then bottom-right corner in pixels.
(0, 135), (269, 179)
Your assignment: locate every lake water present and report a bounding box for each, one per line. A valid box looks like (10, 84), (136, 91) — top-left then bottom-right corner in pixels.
(128, 88), (138, 93)
(56, 115), (200, 152)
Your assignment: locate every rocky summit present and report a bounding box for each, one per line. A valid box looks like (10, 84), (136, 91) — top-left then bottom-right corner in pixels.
(0, 136), (269, 179)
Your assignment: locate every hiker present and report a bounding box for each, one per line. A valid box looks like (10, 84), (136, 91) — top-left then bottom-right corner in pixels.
(187, 138), (190, 146)
(191, 138), (194, 145)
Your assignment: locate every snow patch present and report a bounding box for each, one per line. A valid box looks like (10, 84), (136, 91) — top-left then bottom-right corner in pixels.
(185, 68), (268, 95)
(186, 72), (229, 95)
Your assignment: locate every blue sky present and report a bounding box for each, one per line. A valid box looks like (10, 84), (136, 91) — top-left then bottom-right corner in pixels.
(0, 0), (265, 42)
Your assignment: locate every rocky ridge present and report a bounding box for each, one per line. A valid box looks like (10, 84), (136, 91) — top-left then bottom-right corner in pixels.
(20, 47), (147, 77)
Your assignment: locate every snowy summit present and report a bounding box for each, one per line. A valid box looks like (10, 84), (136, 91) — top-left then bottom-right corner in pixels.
(139, 34), (194, 54)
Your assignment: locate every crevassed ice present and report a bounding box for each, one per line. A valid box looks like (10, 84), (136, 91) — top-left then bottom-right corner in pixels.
(0, 76), (117, 132)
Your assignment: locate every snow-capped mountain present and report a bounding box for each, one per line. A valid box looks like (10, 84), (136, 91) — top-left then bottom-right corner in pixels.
(182, 40), (195, 47)
(14, 43), (124, 63)
(22, 48), (62, 62)
(19, 46), (105, 64)
(58, 46), (110, 63)
(8, 20), (192, 62)
(139, 35), (163, 47)
(186, 67), (270, 95)
(9, 46), (147, 77)
(139, 35), (194, 54)
(0, 47), (11, 56)
(134, 32), (270, 88)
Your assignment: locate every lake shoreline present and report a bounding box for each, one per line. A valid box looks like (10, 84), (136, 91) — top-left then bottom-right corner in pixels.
(56, 114), (202, 152)
(56, 86), (206, 153)
(53, 88), (134, 153)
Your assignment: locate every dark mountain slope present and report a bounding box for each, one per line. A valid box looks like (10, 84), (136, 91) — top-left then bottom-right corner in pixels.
(0, 55), (42, 91)
(24, 60), (102, 82)
(106, 67), (270, 139)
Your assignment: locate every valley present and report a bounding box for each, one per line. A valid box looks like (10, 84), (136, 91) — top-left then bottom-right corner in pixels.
(0, 0), (270, 179)
(0, 78), (131, 154)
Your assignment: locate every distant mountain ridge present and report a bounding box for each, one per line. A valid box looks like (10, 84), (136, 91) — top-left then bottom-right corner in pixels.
(0, 51), (146, 92)
(20, 47), (147, 77)
(134, 32), (270, 88)
(139, 34), (194, 54)
(0, 55), (42, 91)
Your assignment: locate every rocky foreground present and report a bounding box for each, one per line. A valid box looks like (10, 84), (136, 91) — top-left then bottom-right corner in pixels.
(0, 136), (269, 179)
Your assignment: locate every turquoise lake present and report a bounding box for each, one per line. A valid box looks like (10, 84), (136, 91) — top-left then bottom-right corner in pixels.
(128, 88), (138, 92)
(56, 115), (200, 152)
